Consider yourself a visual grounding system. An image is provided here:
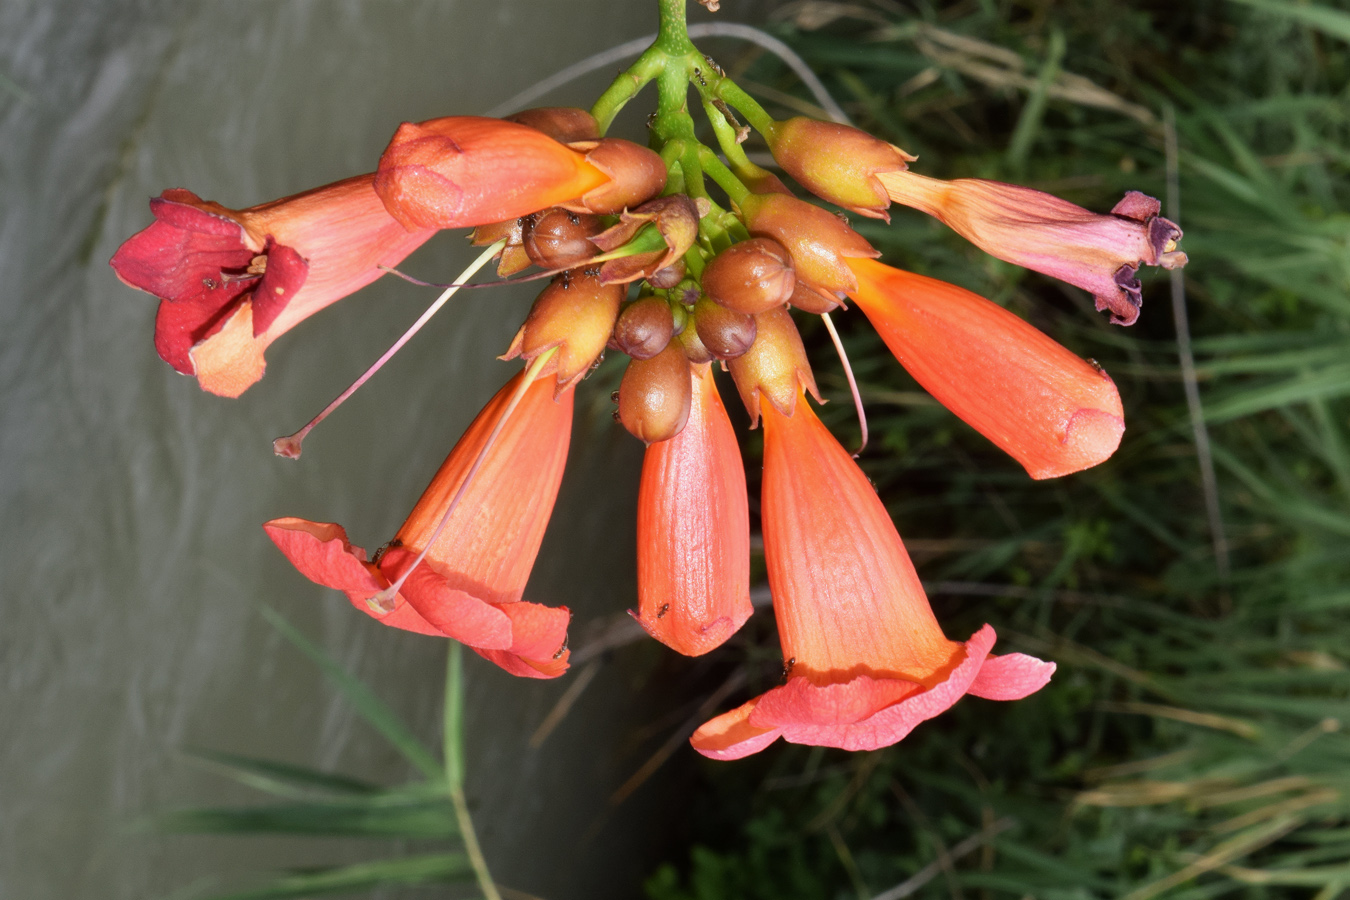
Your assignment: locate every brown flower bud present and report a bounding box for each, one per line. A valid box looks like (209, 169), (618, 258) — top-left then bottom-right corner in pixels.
(613, 296), (676, 360)
(502, 270), (624, 393)
(694, 294), (757, 360)
(618, 341), (693, 444)
(703, 238), (796, 315)
(738, 192), (879, 299)
(767, 117), (916, 221)
(523, 208), (603, 269)
(647, 258), (686, 289)
(561, 139), (667, 215)
(727, 306), (821, 426)
(504, 107), (600, 144)
(470, 217), (531, 277)
(786, 278), (842, 314)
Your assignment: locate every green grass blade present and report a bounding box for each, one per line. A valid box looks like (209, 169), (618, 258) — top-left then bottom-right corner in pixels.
(180, 749), (379, 800)
(155, 796), (459, 839)
(195, 852), (473, 900)
(1226, 0), (1350, 43)
(259, 606), (443, 781)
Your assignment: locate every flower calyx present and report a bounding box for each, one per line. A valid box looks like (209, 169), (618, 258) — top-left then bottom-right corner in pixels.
(589, 194), (702, 284)
(727, 306), (822, 426)
(502, 268), (624, 394)
(767, 117), (917, 221)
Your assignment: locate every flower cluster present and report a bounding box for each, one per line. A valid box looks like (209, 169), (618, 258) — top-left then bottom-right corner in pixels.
(112, 24), (1184, 759)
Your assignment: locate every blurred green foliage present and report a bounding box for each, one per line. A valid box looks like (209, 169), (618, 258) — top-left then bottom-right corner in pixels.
(646, 1), (1350, 898)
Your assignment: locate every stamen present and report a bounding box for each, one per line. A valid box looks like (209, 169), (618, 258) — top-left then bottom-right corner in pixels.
(272, 240), (506, 459)
(821, 312), (868, 457)
(366, 347), (558, 613)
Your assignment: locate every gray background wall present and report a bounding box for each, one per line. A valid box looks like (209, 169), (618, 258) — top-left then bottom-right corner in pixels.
(0, 1), (769, 896)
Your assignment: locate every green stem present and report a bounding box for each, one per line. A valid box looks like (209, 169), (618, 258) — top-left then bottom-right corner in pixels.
(655, 0), (696, 55)
(698, 145), (749, 206)
(707, 77), (776, 140)
(444, 643), (502, 900)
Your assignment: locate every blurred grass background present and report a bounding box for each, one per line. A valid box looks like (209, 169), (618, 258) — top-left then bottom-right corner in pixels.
(645, 1), (1350, 898)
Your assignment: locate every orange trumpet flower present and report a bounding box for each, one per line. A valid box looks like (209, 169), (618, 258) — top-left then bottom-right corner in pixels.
(691, 397), (1054, 759)
(374, 116), (611, 230)
(846, 257), (1124, 480)
(634, 363), (752, 656)
(265, 367), (574, 678)
(110, 175), (434, 397)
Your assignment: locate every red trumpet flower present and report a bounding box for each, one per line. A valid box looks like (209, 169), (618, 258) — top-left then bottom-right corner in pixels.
(691, 397), (1054, 759)
(846, 257), (1124, 480)
(110, 175), (434, 397)
(265, 367), (574, 679)
(634, 363), (752, 656)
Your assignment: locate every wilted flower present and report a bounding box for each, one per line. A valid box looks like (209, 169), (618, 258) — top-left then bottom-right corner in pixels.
(690, 396), (1054, 759)
(110, 175), (434, 396)
(878, 171), (1186, 325)
(265, 366), (574, 679)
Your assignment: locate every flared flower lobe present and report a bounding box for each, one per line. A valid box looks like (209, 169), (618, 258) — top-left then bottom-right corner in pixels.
(879, 171), (1186, 325)
(634, 364), (752, 656)
(374, 116), (610, 230)
(110, 176), (434, 396)
(846, 257), (1124, 480)
(690, 398), (1054, 759)
(264, 369), (575, 679)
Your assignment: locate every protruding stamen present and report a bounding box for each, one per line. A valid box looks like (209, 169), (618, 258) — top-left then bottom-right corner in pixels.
(271, 240), (506, 460)
(821, 312), (868, 457)
(367, 347), (559, 611)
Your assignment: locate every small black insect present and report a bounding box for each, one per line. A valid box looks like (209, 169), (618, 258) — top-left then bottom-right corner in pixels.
(656, 603), (670, 619)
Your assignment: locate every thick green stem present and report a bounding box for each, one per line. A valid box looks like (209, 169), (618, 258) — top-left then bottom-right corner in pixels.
(444, 643), (502, 900)
(655, 0), (696, 55)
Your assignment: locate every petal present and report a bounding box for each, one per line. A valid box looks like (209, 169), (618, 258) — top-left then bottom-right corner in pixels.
(846, 257), (1124, 479)
(967, 652), (1056, 701)
(384, 547), (514, 651)
(187, 302), (269, 398)
(756, 625), (996, 753)
(635, 364), (752, 656)
(689, 698), (782, 760)
(474, 600), (572, 680)
(248, 242), (309, 335)
(263, 518), (442, 636)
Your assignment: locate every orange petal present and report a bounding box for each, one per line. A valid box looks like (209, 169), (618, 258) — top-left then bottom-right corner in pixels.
(635, 364), (752, 656)
(689, 698), (781, 760)
(263, 518), (442, 636)
(846, 257), (1124, 479)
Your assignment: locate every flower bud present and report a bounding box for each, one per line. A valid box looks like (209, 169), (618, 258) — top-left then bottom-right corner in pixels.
(618, 341), (693, 444)
(738, 193), (878, 299)
(703, 237), (796, 315)
(504, 107), (600, 144)
(694, 294), (757, 360)
(647, 258), (686, 289)
(727, 307), (821, 426)
(767, 117), (916, 221)
(561, 139), (667, 215)
(613, 296), (676, 360)
(375, 116), (609, 229)
(502, 269), (624, 392)
(523, 208), (603, 269)
(678, 321), (716, 365)
(471, 217), (531, 277)
(786, 278), (841, 314)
